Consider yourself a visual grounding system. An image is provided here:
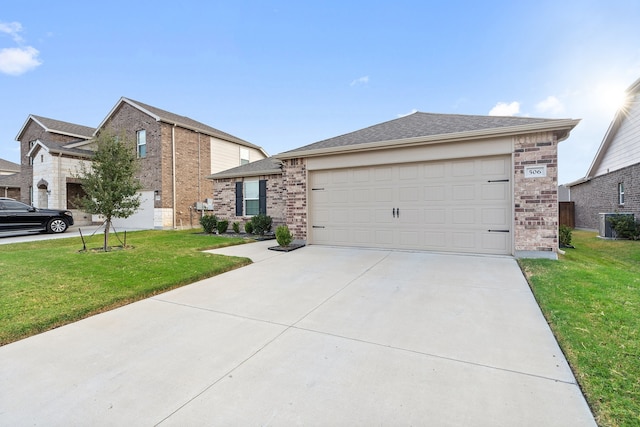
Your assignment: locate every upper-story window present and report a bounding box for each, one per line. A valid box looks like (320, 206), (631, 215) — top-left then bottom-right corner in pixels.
(240, 148), (250, 165)
(137, 130), (147, 158)
(618, 182), (625, 205)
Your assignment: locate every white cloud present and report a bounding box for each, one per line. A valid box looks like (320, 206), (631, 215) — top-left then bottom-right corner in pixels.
(535, 95), (565, 115)
(0, 46), (42, 75)
(397, 108), (417, 118)
(350, 75), (369, 86)
(0, 21), (24, 43)
(488, 101), (520, 116)
(0, 21), (42, 75)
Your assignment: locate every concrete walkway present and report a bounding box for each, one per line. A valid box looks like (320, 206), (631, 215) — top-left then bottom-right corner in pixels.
(0, 242), (596, 426)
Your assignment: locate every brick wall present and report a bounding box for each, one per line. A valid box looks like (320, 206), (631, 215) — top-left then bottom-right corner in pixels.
(282, 158), (307, 239)
(104, 104), (214, 228)
(212, 174), (285, 231)
(513, 131), (559, 255)
(17, 121), (85, 204)
(570, 162), (640, 230)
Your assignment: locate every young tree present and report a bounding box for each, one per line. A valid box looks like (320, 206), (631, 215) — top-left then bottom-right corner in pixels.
(76, 131), (143, 251)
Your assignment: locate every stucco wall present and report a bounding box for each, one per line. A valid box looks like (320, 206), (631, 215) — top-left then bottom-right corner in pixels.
(570, 162), (640, 230)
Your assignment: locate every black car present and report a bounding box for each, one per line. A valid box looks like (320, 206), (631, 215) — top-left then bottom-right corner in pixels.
(0, 198), (74, 234)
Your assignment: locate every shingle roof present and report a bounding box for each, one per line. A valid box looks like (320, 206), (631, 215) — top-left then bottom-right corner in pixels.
(208, 157), (283, 179)
(29, 115), (95, 139)
(30, 139), (94, 159)
(0, 172), (21, 187)
(0, 158), (20, 173)
(120, 98), (266, 154)
(280, 112), (568, 155)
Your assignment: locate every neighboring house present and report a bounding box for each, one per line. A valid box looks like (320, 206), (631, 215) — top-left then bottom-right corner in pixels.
(567, 77), (640, 230)
(0, 158), (21, 198)
(15, 115), (95, 212)
(15, 97), (267, 229)
(211, 111), (579, 258)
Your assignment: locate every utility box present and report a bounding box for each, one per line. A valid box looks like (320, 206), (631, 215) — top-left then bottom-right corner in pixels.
(599, 213), (634, 238)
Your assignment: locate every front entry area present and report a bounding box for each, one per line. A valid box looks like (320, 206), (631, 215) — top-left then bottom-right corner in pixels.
(309, 155), (512, 255)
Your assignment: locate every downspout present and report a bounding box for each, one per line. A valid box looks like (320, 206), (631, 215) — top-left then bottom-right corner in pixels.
(172, 124), (177, 229)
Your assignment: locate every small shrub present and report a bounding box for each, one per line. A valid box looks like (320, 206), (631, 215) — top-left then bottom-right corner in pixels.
(200, 214), (217, 234)
(232, 222), (240, 234)
(276, 225), (293, 247)
(216, 220), (229, 234)
(559, 225), (573, 247)
(608, 214), (640, 239)
(251, 214), (273, 236)
(244, 221), (254, 234)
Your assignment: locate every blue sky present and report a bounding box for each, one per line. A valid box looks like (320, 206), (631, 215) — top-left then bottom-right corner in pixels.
(1, 0), (639, 183)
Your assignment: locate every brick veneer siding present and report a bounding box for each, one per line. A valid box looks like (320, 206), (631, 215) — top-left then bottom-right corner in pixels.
(17, 121), (86, 204)
(103, 103), (215, 228)
(513, 131), (559, 255)
(212, 174), (285, 231)
(282, 158), (307, 239)
(570, 162), (640, 230)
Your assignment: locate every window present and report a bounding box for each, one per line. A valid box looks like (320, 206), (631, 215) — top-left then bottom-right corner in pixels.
(240, 148), (250, 165)
(235, 179), (267, 216)
(619, 182), (625, 205)
(137, 130), (147, 158)
(244, 180), (259, 215)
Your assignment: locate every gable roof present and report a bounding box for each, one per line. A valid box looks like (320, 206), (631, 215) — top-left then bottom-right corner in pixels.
(580, 76), (640, 181)
(98, 97), (268, 156)
(277, 111), (579, 159)
(0, 158), (20, 173)
(15, 115), (95, 141)
(208, 157), (283, 179)
(27, 139), (94, 159)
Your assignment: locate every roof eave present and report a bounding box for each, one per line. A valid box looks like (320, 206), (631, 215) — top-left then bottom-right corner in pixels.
(207, 168), (282, 180)
(275, 119), (581, 160)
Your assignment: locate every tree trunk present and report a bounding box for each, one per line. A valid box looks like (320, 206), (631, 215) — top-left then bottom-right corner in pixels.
(104, 218), (111, 251)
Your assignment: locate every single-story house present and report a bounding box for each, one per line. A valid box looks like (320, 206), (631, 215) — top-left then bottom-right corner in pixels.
(210, 111), (579, 258)
(16, 98), (267, 229)
(567, 77), (640, 230)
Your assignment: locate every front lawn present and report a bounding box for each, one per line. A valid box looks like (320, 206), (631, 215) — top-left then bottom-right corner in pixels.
(0, 230), (250, 346)
(520, 230), (640, 427)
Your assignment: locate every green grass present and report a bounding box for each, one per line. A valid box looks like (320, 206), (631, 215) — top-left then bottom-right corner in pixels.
(519, 230), (640, 427)
(0, 230), (250, 346)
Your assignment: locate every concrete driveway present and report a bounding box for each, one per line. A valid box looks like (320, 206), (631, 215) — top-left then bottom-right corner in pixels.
(0, 242), (596, 426)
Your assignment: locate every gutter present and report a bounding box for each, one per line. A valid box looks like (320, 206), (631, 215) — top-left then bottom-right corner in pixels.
(172, 124), (177, 229)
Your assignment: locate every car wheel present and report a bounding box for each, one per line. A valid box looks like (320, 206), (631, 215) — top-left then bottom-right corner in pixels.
(47, 218), (68, 233)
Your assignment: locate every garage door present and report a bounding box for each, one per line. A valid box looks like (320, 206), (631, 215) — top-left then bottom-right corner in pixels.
(309, 155), (511, 255)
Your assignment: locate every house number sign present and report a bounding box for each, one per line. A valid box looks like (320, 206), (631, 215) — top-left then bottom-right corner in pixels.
(524, 165), (547, 178)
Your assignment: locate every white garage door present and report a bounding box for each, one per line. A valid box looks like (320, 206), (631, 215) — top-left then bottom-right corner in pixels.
(309, 155), (512, 255)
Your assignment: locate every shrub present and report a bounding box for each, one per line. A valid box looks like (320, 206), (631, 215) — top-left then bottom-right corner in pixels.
(276, 225), (293, 247)
(216, 220), (229, 234)
(244, 221), (254, 234)
(251, 214), (273, 236)
(608, 214), (640, 239)
(559, 225), (572, 247)
(200, 214), (217, 234)
(232, 222), (240, 234)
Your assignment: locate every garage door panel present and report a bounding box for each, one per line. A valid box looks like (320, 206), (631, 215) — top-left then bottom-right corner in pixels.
(452, 185), (475, 200)
(309, 156), (511, 255)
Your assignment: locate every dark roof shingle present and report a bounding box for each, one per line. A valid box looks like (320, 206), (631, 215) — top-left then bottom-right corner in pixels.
(30, 115), (95, 139)
(282, 112), (561, 154)
(208, 157), (283, 179)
